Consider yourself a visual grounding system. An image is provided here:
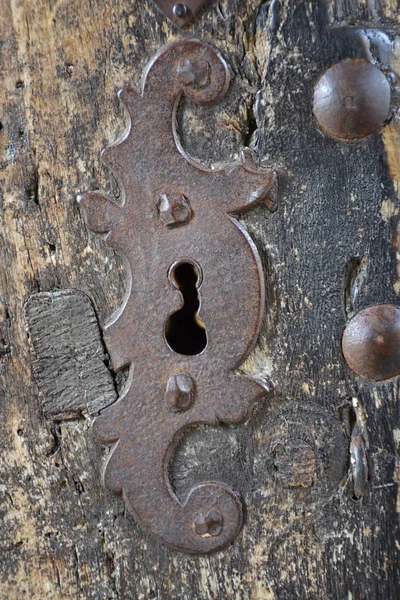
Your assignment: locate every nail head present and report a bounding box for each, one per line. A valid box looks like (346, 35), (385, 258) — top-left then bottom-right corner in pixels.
(342, 304), (400, 380)
(313, 60), (390, 140)
(173, 3), (188, 18)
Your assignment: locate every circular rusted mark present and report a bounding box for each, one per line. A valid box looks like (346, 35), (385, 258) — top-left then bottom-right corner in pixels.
(342, 304), (400, 381)
(313, 59), (390, 140)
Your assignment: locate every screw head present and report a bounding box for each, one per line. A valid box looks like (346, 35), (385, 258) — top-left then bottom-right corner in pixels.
(313, 59), (390, 140)
(157, 193), (192, 228)
(193, 510), (223, 537)
(342, 304), (400, 381)
(172, 3), (188, 18)
(165, 373), (194, 411)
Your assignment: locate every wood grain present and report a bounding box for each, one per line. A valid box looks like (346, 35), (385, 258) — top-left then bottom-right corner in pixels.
(24, 290), (117, 419)
(1, 0), (400, 598)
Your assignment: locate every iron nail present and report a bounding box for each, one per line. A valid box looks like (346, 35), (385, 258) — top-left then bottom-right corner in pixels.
(342, 304), (400, 381)
(157, 194), (192, 227)
(193, 510), (223, 537)
(177, 58), (210, 88)
(313, 59), (390, 140)
(165, 373), (194, 411)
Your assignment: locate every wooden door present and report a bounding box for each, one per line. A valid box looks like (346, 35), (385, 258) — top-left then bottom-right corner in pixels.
(1, 1), (400, 598)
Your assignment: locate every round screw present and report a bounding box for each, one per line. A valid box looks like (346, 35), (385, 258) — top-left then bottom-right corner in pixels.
(342, 304), (400, 381)
(313, 59), (390, 140)
(173, 3), (188, 18)
(193, 510), (223, 537)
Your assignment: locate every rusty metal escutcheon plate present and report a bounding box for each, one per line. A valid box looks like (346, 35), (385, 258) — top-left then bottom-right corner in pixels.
(78, 40), (276, 554)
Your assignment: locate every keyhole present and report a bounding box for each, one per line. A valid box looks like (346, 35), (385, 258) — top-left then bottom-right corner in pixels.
(165, 261), (207, 356)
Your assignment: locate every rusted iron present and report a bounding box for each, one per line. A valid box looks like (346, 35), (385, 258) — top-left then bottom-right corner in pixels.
(151, 0), (212, 26)
(313, 59), (390, 140)
(193, 509), (223, 537)
(78, 40), (276, 554)
(342, 304), (400, 381)
(157, 193), (192, 228)
(165, 372), (194, 412)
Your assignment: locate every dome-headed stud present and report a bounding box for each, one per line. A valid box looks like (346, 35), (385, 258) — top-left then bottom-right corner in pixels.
(313, 59), (390, 140)
(172, 3), (188, 18)
(342, 304), (400, 381)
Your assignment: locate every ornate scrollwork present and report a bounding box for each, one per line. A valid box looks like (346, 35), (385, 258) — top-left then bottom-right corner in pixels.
(79, 40), (276, 553)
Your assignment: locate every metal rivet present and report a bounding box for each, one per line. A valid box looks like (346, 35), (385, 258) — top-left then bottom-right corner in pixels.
(193, 510), (223, 537)
(172, 3), (188, 18)
(313, 59), (391, 140)
(342, 304), (400, 381)
(165, 373), (194, 411)
(177, 58), (210, 89)
(157, 193), (192, 227)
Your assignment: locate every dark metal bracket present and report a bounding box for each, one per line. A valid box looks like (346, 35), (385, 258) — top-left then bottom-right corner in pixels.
(78, 40), (276, 554)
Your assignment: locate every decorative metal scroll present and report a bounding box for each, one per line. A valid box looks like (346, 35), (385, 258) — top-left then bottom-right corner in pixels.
(78, 40), (276, 554)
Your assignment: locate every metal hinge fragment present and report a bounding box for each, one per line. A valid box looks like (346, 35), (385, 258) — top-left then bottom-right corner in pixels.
(78, 40), (276, 554)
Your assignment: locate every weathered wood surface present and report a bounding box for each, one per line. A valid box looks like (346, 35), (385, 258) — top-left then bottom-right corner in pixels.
(25, 290), (116, 419)
(1, 0), (400, 598)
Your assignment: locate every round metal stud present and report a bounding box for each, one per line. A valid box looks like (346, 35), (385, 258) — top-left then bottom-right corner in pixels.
(342, 304), (400, 381)
(173, 3), (188, 18)
(313, 59), (391, 140)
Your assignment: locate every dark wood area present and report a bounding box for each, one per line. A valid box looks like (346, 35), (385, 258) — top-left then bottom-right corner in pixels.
(1, 1), (400, 598)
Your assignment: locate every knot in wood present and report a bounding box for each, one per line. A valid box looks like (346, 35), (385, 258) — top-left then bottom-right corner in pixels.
(272, 440), (317, 488)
